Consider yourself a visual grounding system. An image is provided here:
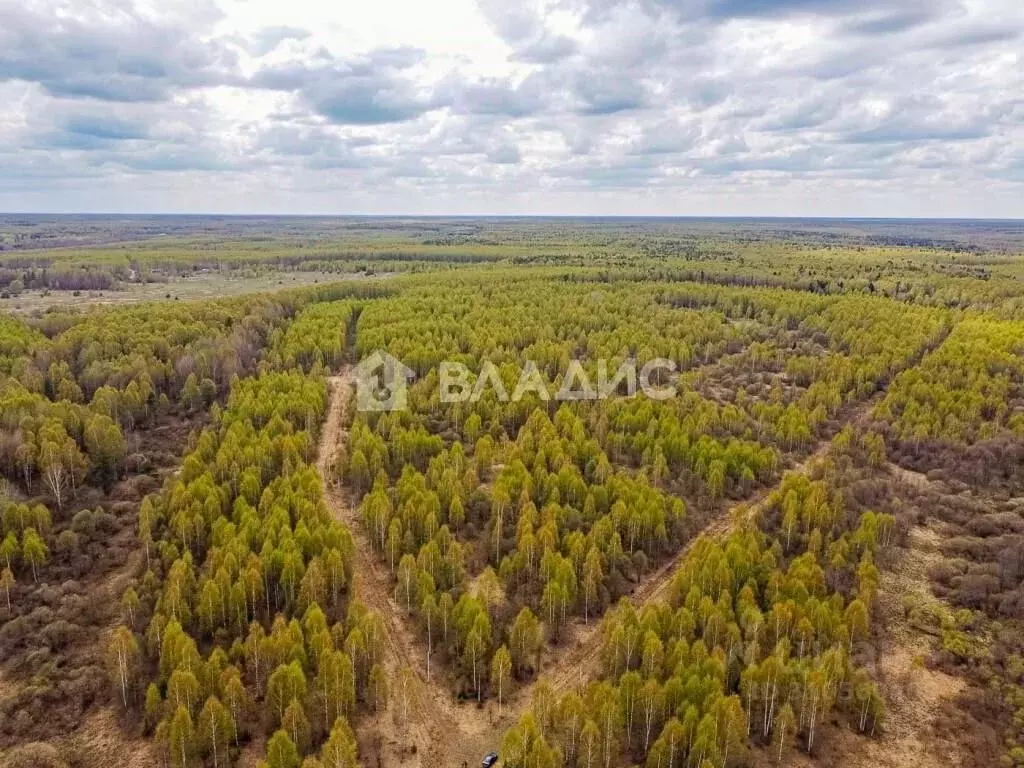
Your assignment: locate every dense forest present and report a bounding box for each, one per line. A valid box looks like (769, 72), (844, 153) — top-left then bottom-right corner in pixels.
(0, 281), (389, 768)
(0, 218), (1022, 768)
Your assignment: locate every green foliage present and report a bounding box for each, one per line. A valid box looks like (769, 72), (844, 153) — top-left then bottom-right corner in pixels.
(4, 226), (1022, 766)
(502, 460), (897, 766)
(878, 318), (1024, 443)
(83, 290), (390, 767)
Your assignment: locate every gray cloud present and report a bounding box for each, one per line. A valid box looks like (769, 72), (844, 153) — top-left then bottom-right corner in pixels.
(110, 147), (234, 173)
(629, 119), (702, 154)
(514, 35), (579, 64)
(487, 144), (522, 164)
(443, 75), (548, 117)
(844, 124), (989, 144)
(0, 0), (237, 102)
(252, 48), (436, 125)
(34, 113), (149, 151)
(572, 72), (647, 114)
(476, 0), (580, 64)
(62, 115), (149, 141)
(0, 0), (1020, 215)
(841, 8), (940, 36)
(704, 0), (939, 20)
(476, 0), (541, 43)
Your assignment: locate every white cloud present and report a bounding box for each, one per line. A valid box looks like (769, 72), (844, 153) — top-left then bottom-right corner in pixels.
(0, 0), (1021, 215)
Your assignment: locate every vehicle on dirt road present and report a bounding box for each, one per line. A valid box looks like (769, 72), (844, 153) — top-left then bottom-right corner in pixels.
(482, 752), (499, 768)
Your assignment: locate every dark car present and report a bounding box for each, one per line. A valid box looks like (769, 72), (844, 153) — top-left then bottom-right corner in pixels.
(482, 753), (499, 768)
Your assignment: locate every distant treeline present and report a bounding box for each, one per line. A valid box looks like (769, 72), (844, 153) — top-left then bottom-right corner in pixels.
(0, 249), (503, 292)
(0, 267), (118, 293)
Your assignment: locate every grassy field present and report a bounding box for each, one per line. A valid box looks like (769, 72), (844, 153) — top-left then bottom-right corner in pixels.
(0, 270), (377, 314)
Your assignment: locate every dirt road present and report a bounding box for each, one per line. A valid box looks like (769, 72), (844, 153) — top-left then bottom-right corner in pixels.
(317, 371), (518, 767)
(315, 371), (888, 764)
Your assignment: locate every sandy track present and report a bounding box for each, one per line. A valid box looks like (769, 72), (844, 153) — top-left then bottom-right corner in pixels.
(317, 371), (515, 767)
(315, 371), (891, 763)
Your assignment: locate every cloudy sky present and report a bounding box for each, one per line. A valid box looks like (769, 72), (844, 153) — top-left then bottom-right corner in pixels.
(0, 0), (1021, 216)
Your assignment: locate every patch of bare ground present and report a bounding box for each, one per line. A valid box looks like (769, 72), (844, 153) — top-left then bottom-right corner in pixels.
(785, 524), (988, 768)
(0, 668), (28, 705)
(886, 461), (933, 490)
(0, 542), (155, 768)
(236, 733), (267, 768)
(0, 271), (378, 315)
(0, 412), (200, 765)
(61, 707), (159, 768)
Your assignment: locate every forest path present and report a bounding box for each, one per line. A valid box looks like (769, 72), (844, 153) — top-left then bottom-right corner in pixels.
(317, 370), (515, 768)
(314, 371), (889, 763)
(539, 388), (888, 700)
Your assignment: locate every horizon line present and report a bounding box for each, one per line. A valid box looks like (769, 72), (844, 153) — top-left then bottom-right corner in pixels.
(1, 212), (1023, 222)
